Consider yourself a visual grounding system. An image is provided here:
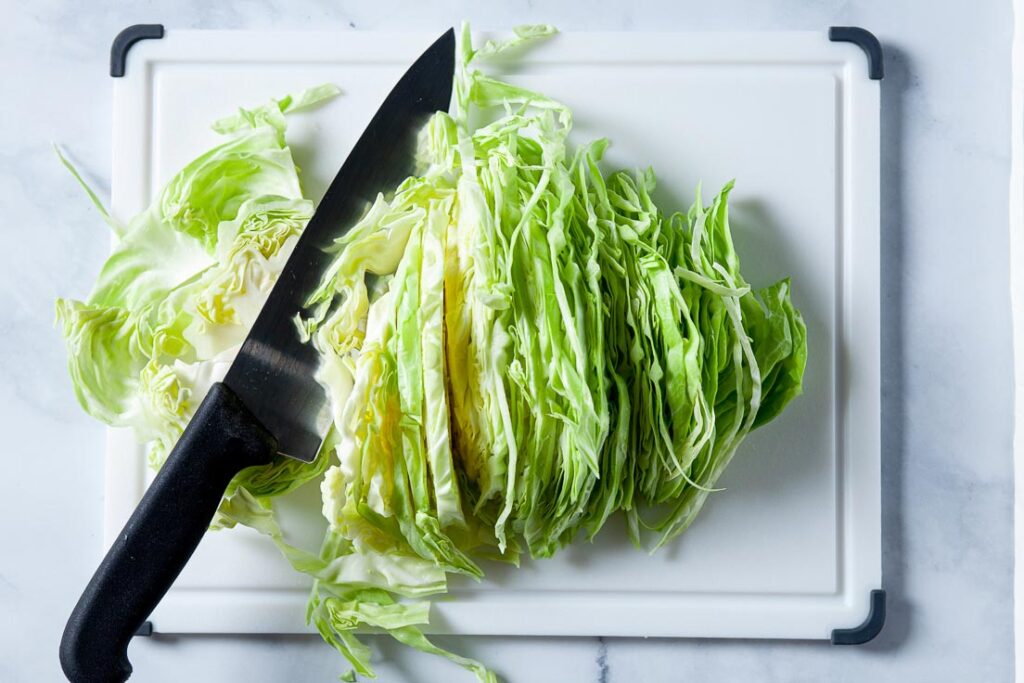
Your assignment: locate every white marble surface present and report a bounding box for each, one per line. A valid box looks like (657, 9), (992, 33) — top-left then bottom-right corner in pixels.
(0, 1), (1013, 681)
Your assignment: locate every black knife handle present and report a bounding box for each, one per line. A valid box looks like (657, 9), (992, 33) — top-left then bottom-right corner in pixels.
(60, 382), (277, 682)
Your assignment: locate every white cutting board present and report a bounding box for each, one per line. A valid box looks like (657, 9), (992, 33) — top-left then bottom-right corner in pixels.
(106, 28), (881, 641)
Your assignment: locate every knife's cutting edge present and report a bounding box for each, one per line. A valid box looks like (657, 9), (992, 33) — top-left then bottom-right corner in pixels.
(223, 28), (456, 462)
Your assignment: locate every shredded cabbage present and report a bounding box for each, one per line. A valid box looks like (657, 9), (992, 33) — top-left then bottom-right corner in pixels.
(58, 24), (806, 682)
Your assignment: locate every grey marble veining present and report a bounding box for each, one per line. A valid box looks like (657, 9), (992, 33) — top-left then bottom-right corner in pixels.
(0, 1), (1013, 681)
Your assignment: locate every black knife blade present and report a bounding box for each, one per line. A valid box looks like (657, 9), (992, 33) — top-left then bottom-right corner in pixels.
(225, 28), (456, 463)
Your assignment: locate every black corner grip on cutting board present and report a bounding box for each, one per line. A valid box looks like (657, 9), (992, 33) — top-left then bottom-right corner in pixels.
(829, 26), (884, 80)
(134, 622), (153, 637)
(831, 589), (886, 645)
(110, 24), (165, 77)
(60, 382), (276, 682)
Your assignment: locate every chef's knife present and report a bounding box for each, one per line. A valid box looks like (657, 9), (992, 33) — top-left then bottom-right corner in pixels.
(60, 28), (455, 683)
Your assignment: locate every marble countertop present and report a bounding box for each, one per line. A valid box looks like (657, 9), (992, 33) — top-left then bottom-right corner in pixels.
(0, 1), (1013, 681)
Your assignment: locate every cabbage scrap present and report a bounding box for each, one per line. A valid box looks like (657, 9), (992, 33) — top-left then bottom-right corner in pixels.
(58, 25), (806, 683)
